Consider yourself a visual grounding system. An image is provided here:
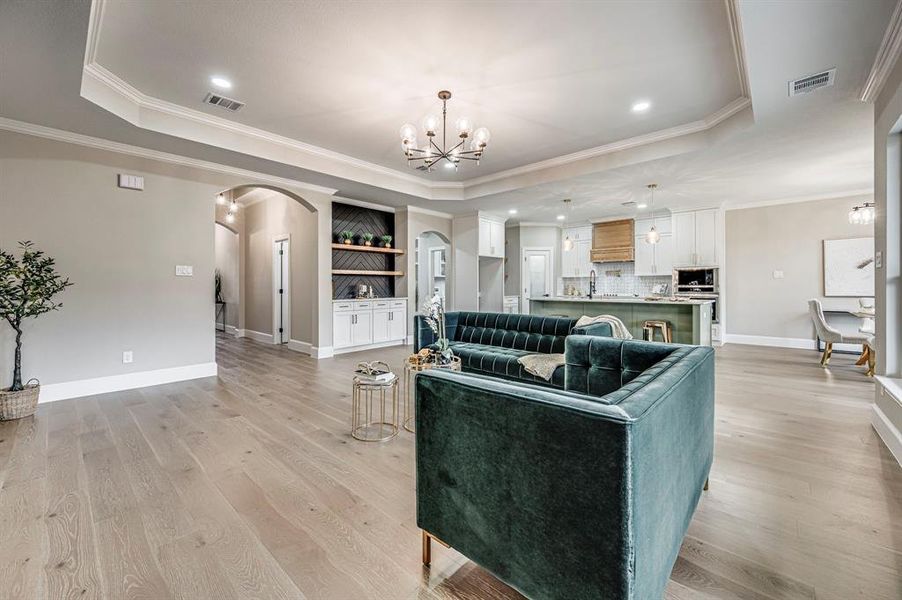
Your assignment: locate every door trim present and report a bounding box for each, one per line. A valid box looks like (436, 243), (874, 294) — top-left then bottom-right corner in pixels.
(521, 246), (554, 315)
(272, 235), (290, 344)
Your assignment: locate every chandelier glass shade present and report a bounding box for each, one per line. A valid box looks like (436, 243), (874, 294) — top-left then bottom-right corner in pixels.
(848, 201), (875, 225)
(400, 90), (490, 172)
(644, 184), (660, 244)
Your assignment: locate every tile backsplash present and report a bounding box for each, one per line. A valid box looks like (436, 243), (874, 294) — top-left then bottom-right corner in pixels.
(560, 261), (671, 296)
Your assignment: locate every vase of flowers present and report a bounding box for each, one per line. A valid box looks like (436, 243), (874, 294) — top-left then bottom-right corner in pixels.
(339, 231), (355, 245)
(380, 235), (393, 248)
(0, 241), (72, 420)
(361, 233), (374, 247)
(421, 294), (453, 365)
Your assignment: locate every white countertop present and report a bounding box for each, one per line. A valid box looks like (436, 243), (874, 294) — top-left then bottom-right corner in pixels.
(533, 296), (714, 306)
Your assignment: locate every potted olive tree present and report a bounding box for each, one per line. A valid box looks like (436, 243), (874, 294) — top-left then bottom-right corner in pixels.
(0, 242), (72, 420)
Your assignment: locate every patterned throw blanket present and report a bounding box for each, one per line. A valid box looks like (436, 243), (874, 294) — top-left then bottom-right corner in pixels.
(518, 314), (633, 381)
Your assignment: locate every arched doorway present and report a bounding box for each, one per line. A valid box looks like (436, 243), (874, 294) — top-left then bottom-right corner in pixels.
(415, 230), (451, 311)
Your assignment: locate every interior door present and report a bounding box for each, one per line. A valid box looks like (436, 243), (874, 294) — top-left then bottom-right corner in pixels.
(522, 248), (553, 314)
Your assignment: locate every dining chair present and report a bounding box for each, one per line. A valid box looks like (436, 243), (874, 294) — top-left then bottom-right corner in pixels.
(807, 299), (874, 375)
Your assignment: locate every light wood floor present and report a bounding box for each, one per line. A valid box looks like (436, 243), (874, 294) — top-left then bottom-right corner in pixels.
(0, 335), (899, 600)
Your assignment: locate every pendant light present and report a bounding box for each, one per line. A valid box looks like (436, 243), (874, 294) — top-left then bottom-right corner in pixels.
(645, 184), (660, 244)
(848, 201), (875, 225)
(562, 199), (574, 251)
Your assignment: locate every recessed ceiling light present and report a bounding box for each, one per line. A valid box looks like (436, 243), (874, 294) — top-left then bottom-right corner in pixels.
(636, 203), (648, 209)
(556, 215), (566, 220)
(508, 209), (518, 215)
(631, 100), (651, 112)
(211, 76), (232, 89)
(444, 162), (455, 169)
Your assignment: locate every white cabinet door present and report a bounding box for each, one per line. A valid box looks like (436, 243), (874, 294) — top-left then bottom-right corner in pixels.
(561, 236), (577, 277)
(490, 220), (505, 257)
(654, 234), (674, 275)
(333, 312), (353, 349)
(672, 212), (697, 266)
(633, 236), (655, 276)
(694, 209), (717, 266)
(576, 239), (592, 276)
(351, 311), (373, 346)
(389, 308), (407, 341)
(478, 218), (491, 257)
(372, 310), (390, 343)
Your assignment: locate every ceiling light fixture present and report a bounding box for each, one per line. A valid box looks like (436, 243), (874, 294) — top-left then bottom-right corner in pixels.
(848, 201), (875, 225)
(636, 203), (648, 209)
(508, 209), (518, 215)
(561, 199), (575, 251)
(556, 214), (566, 221)
(216, 193), (226, 205)
(211, 76), (232, 89)
(400, 90), (490, 173)
(645, 184), (660, 244)
(221, 192), (239, 223)
(631, 100), (651, 113)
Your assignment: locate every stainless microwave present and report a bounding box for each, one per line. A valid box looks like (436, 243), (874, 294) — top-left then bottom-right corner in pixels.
(673, 267), (718, 295)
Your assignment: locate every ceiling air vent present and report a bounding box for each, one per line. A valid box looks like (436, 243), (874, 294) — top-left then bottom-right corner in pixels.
(621, 200), (636, 207)
(788, 68), (836, 97)
(203, 92), (245, 112)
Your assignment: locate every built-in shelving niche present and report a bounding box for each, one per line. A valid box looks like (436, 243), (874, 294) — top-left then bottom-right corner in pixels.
(331, 202), (397, 299)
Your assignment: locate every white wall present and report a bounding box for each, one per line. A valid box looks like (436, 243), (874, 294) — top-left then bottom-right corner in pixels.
(214, 223), (240, 328)
(725, 195), (874, 341)
(0, 130), (233, 396)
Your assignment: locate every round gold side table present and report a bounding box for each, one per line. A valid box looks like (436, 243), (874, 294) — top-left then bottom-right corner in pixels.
(404, 355), (462, 433)
(351, 376), (399, 442)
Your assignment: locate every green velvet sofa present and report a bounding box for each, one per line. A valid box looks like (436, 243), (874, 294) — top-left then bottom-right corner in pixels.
(416, 334), (715, 600)
(413, 311), (613, 388)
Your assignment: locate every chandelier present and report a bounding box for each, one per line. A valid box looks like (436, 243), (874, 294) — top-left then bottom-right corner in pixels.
(644, 184), (660, 244)
(848, 201), (875, 225)
(399, 90), (491, 172)
(217, 192), (239, 224)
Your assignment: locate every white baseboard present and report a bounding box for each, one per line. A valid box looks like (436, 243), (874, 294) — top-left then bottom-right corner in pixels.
(723, 334), (862, 353)
(39, 362), (218, 403)
(239, 329), (273, 344)
(286, 339), (312, 355)
(333, 339), (407, 355)
(406, 334), (414, 345)
(871, 403), (902, 468)
(312, 345), (334, 359)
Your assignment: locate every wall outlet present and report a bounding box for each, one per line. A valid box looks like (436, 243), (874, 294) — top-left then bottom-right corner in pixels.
(876, 251), (883, 269)
(175, 265), (194, 277)
(773, 270), (784, 279)
(122, 350), (133, 364)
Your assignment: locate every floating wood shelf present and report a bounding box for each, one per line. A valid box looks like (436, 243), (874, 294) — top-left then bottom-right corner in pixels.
(332, 269), (404, 276)
(332, 243), (404, 255)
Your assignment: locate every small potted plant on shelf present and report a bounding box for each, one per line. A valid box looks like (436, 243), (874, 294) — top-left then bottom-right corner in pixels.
(361, 233), (375, 247)
(0, 241), (73, 420)
(380, 235), (393, 248)
(339, 230), (355, 245)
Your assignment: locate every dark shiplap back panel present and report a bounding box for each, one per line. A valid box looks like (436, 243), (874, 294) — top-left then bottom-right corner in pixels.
(331, 202), (395, 299)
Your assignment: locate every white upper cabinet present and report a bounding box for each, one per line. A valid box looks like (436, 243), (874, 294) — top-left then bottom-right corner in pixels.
(561, 227), (592, 277)
(672, 209), (718, 267)
(479, 218), (505, 258)
(633, 216), (673, 276)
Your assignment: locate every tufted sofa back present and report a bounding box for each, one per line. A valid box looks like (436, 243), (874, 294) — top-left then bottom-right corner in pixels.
(564, 334), (695, 397)
(447, 312), (576, 354)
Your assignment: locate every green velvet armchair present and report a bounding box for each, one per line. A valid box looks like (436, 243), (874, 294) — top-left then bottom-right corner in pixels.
(415, 335), (715, 600)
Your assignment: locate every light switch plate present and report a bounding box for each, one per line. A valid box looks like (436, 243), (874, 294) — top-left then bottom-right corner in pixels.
(773, 270), (784, 279)
(175, 265), (194, 277)
(122, 350), (133, 364)
(117, 173), (144, 191)
(876, 251), (883, 268)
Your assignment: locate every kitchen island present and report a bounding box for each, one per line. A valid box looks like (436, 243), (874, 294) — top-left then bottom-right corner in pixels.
(530, 296), (713, 345)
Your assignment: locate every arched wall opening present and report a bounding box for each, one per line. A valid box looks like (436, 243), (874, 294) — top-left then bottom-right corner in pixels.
(415, 230), (451, 311)
(213, 183), (325, 354)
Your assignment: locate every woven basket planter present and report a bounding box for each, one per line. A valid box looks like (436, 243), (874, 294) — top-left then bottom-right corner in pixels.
(0, 382), (39, 420)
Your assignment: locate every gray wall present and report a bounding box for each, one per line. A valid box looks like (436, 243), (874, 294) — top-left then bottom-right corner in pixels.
(725, 195), (874, 339)
(214, 223), (240, 328)
(0, 131), (230, 387)
(243, 194), (317, 343)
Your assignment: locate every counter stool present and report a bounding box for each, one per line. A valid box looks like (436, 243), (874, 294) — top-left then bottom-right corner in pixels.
(643, 319), (673, 343)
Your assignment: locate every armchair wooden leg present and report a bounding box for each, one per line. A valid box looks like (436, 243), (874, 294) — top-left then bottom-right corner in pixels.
(855, 344), (870, 366)
(422, 530), (431, 567)
(703, 477), (709, 491)
(820, 342), (833, 366)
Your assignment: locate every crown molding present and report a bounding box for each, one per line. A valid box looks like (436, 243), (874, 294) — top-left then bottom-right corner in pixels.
(724, 0), (750, 98)
(860, 0), (902, 103)
(401, 205), (455, 220)
(0, 117), (340, 197)
(723, 188), (873, 211)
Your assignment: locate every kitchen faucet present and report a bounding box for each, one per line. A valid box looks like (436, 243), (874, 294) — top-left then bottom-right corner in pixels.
(588, 269), (597, 299)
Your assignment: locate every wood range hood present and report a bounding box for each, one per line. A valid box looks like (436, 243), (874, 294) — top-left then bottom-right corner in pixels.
(591, 219), (634, 263)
